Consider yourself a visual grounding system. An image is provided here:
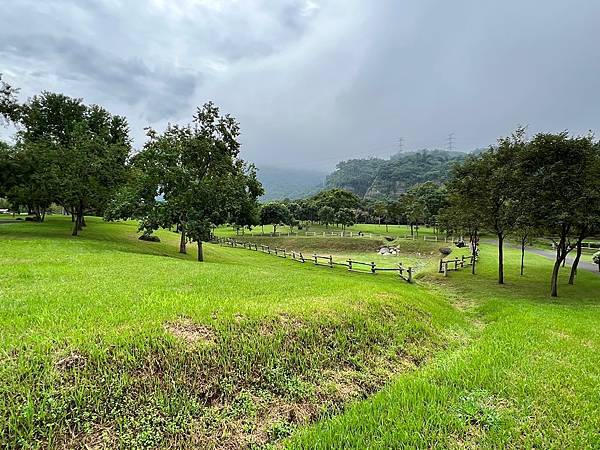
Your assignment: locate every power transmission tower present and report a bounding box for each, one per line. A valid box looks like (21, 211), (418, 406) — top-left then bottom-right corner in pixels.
(447, 133), (455, 152)
(398, 137), (404, 153)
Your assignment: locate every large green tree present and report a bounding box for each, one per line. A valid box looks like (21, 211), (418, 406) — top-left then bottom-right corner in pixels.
(0, 85), (131, 233)
(108, 102), (261, 261)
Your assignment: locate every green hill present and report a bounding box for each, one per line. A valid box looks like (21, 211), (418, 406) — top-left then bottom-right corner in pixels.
(325, 150), (467, 199)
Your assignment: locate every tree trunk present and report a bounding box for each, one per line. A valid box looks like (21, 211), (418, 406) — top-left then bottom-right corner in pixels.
(385, 223), (388, 232)
(497, 233), (504, 284)
(551, 237), (566, 297)
(550, 257), (562, 297)
(568, 240), (583, 285)
(471, 235), (477, 275)
(410, 224), (414, 236)
(80, 215), (86, 227)
(520, 237), (526, 276)
(71, 214), (79, 236)
(179, 227), (187, 254)
(197, 241), (204, 262)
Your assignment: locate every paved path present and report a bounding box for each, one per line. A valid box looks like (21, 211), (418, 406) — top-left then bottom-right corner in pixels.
(481, 238), (600, 276)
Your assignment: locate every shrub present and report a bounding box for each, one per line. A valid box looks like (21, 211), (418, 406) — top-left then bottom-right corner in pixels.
(139, 234), (161, 242)
(439, 247), (452, 256)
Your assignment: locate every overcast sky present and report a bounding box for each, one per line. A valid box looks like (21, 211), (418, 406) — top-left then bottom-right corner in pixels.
(2, 0), (600, 170)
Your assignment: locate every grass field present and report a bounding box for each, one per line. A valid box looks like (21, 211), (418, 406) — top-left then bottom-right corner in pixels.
(1, 216), (598, 448)
(289, 245), (600, 448)
(216, 223), (440, 238)
(0, 217), (465, 449)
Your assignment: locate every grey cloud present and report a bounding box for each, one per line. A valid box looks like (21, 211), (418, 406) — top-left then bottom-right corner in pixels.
(2, 1), (600, 168)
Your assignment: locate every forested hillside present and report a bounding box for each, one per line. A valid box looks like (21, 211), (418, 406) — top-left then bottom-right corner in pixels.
(326, 150), (466, 199)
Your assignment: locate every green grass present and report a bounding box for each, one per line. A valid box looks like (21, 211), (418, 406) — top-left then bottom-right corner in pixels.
(0, 216), (465, 449)
(288, 244), (600, 448)
(216, 223), (441, 238)
(2, 216), (599, 448)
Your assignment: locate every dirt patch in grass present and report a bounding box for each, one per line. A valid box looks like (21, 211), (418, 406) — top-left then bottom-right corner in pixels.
(55, 351), (86, 371)
(8, 301), (452, 449)
(164, 317), (215, 344)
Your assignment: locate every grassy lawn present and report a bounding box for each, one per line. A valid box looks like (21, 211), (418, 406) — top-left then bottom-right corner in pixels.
(288, 244), (600, 448)
(2, 216), (598, 448)
(216, 223), (442, 238)
(0, 216), (465, 449)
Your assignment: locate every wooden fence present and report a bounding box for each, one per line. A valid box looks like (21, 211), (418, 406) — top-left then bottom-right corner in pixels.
(438, 255), (477, 276)
(215, 237), (413, 283)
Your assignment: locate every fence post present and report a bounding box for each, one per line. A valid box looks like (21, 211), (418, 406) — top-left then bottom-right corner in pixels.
(329, 255), (333, 268)
(461, 255), (465, 268)
(444, 263), (448, 277)
(371, 262), (376, 274)
(408, 267), (413, 283)
(348, 260), (352, 271)
(439, 259), (443, 273)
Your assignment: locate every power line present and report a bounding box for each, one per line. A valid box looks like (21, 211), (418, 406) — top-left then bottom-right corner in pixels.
(446, 133), (455, 152)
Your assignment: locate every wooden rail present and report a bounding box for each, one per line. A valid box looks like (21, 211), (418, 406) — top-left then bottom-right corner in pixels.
(438, 255), (477, 276)
(214, 237), (413, 283)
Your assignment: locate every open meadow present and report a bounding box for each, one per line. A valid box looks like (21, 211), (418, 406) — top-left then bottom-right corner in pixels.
(1, 216), (598, 448)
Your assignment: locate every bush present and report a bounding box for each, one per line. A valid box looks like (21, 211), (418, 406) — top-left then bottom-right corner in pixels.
(139, 234), (161, 242)
(439, 247), (452, 256)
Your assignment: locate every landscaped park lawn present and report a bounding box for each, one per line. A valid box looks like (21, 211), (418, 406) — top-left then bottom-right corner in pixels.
(1, 216), (598, 448)
(0, 216), (465, 448)
(290, 244), (600, 448)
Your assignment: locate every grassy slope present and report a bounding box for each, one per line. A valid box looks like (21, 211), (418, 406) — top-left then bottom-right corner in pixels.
(0, 217), (465, 449)
(288, 244), (600, 448)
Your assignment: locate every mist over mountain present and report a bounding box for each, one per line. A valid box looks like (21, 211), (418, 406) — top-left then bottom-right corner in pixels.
(257, 166), (326, 201)
(325, 150), (468, 199)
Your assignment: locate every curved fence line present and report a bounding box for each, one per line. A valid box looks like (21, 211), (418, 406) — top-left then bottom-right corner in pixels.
(213, 237), (413, 283)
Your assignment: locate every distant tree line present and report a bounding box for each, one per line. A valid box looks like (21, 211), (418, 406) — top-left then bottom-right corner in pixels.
(232, 183), (447, 237)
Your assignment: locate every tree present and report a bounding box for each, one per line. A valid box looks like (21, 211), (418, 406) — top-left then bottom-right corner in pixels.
(445, 130), (524, 284)
(259, 202), (290, 234)
(405, 182), (448, 233)
(1, 87), (131, 234)
(401, 192), (426, 237)
(0, 73), (21, 124)
(318, 205), (335, 228)
(229, 165), (263, 235)
(335, 208), (355, 232)
(311, 188), (360, 212)
(107, 102), (260, 261)
(522, 132), (598, 296)
(372, 201), (387, 227)
(439, 200), (481, 275)
(567, 143), (600, 284)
